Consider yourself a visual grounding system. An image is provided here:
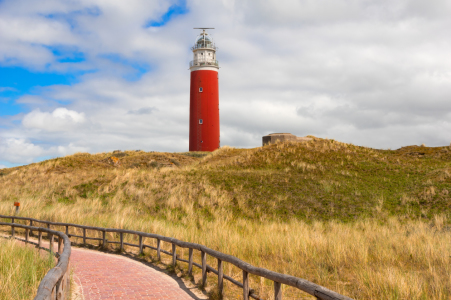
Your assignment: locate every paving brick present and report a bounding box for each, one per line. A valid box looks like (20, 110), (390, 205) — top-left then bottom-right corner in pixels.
(71, 248), (196, 300)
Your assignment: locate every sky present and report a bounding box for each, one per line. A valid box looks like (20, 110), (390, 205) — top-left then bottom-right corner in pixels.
(1, 0), (451, 168)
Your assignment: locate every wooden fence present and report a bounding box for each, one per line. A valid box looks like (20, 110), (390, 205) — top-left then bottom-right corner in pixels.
(0, 221), (71, 300)
(0, 215), (353, 300)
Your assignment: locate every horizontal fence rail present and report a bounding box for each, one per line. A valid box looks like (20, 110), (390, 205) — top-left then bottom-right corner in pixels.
(0, 221), (71, 300)
(0, 215), (353, 300)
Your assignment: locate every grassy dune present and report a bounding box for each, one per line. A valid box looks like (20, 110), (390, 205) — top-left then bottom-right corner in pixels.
(1, 138), (451, 299)
(0, 239), (54, 300)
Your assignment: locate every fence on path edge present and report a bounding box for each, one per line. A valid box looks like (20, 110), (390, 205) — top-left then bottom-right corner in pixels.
(0, 220), (71, 300)
(0, 214), (353, 300)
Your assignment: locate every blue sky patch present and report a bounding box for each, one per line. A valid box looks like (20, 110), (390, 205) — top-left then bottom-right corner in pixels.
(47, 46), (86, 63)
(0, 161), (21, 168)
(145, 0), (188, 27)
(0, 66), (84, 116)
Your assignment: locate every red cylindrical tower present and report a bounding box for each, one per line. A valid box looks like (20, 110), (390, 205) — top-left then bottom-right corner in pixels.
(189, 29), (220, 152)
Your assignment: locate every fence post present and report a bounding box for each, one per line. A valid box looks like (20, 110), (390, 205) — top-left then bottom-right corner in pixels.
(66, 260), (71, 299)
(243, 270), (249, 300)
(201, 250), (207, 287)
(188, 248), (193, 276)
(172, 243), (177, 266)
(29, 220), (33, 236)
(38, 230), (42, 249)
(47, 223), (51, 239)
(274, 281), (282, 300)
(58, 237), (63, 255)
(120, 232), (124, 252)
(139, 235), (143, 255)
(157, 239), (161, 260)
(65, 225), (69, 236)
(218, 259), (224, 296)
(49, 232), (54, 253)
(102, 230), (107, 248)
(11, 217), (15, 237)
(83, 228), (86, 245)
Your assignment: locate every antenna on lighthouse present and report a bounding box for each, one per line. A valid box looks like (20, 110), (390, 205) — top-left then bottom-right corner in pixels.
(193, 28), (215, 48)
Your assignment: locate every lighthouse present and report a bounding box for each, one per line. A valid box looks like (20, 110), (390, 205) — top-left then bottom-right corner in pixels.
(189, 28), (220, 152)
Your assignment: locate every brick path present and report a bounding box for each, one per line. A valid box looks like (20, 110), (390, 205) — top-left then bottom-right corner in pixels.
(70, 248), (201, 300)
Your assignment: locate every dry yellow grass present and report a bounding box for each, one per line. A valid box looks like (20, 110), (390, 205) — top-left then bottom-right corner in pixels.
(0, 239), (54, 300)
(1, 140), (451, 299)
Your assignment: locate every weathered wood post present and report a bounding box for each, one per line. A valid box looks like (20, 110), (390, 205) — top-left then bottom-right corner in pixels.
(47, 223), (51, 239)
(172, 243), (177, 266)
(11, 217), (14, 237)
(120, 232), (124, 252)
(218, 258), (224, 296)
(139, 235), (144, 255)
(65, 225), (69, 236)
(29, 220), (33, 236)
(66, 260), (71, 298)
(58, 237), (63, 255)
(274, 281), (282, 300)
(157, 239), (161, 260)
(49, 232), (54, 253)
(188, 248), (193, 276)
(83, 228), (86, 245)
(38, 230), (42, 249)
(56, 275), (64, 300)
(102, 230), (107, 248)
(201, 250), (207, 286)
(243, 270), (249, 300)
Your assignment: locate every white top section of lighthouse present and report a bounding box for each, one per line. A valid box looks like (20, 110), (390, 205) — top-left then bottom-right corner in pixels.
(189, 29), (219, 71)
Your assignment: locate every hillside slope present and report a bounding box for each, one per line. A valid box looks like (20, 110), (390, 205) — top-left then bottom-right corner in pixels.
(1, 137), (450, 223)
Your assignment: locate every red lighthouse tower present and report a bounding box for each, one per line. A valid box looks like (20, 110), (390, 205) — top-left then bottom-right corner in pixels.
(189, 28), (220, 152)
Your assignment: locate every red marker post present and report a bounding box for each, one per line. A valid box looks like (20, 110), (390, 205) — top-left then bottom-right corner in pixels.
(14, 202), (20, 214)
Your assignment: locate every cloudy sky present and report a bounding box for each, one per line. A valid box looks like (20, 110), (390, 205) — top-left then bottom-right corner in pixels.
(1, 0), (451, 168)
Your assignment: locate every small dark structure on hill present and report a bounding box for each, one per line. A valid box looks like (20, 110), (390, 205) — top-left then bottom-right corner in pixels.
(262, 133), (312, 146)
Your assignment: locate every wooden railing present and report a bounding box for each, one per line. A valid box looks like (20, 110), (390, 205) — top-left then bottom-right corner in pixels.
(0, 215), (353, 300)
(0, 220), (71, 300)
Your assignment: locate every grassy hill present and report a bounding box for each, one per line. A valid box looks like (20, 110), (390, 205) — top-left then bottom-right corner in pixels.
(1, 137), (450, 299)
(1, 137), (450, 223)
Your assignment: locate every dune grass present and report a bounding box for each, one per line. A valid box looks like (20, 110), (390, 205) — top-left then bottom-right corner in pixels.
(1, 138), (451, 299)
(0, 239), (54, 300)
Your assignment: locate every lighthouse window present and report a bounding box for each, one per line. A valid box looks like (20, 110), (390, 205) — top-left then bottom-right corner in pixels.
(199, 119), (203, 124)
(199, 87), (203, 92)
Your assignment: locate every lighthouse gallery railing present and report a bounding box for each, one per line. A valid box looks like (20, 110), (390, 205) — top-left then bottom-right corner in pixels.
(189, 60), (219, 68)
(1, 214), (353, 300)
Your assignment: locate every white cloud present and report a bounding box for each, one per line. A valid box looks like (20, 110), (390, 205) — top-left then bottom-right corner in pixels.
(0, 138), (46, 163)
(0, 138), (88, 164)
(0, 165), (7, 169)
(22, 108), (87, 131)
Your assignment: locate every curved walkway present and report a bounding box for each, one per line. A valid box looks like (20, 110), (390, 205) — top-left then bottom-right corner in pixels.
(71, 247), (205, 300)
(1, 234), (206, 300)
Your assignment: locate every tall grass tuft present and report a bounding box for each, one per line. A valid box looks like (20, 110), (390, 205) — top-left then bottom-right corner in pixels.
(0, 239), (54, 300)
